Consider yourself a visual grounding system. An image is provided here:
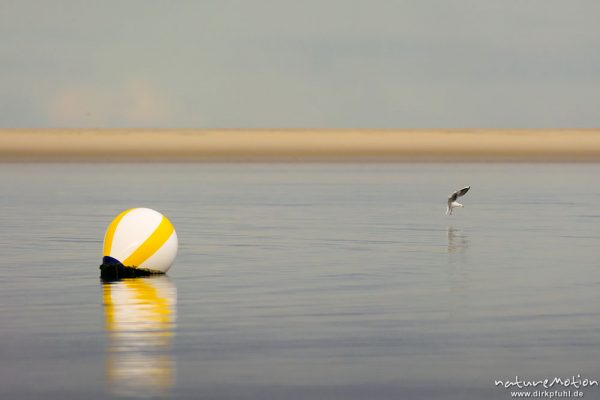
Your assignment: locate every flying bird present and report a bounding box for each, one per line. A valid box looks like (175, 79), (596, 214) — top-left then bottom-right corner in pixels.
(446, 186), (470, 215)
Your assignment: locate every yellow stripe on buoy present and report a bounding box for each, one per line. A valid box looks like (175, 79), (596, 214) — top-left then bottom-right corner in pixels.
(123, 216), (174, 268)
(103, 208), (134, 256)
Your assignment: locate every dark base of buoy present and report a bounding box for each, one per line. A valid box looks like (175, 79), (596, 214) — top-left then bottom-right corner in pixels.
(100, 263), (164, 281)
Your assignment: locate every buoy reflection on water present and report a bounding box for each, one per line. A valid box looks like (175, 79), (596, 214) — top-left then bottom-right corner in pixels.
(102, 276), (177, 398)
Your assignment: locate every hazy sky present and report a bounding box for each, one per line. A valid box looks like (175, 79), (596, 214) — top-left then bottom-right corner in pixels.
(1, 1), (599, 128)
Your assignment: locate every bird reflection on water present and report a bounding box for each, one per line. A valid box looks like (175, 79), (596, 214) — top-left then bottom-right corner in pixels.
(102, 276), (177, 398)
(447, 226), (469, 254)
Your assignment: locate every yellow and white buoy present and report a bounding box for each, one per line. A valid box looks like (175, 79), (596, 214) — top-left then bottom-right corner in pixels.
(101, 208), (178, 278)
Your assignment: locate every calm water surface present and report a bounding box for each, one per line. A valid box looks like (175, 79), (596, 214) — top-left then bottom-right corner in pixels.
(1, 163), (599, 399)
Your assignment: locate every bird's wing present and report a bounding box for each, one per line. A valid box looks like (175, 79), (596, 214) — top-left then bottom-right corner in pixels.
(456, 186), (470, 198)
(448, 191), (458, 203)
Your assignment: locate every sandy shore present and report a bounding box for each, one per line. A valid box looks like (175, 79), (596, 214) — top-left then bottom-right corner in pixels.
(2, 129), (600, 162)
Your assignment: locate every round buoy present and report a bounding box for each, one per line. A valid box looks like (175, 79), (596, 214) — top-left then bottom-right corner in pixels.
(100, 208), (178, 278)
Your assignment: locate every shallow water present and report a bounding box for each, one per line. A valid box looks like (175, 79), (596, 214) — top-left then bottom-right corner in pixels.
(1, 163), (599, 399)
